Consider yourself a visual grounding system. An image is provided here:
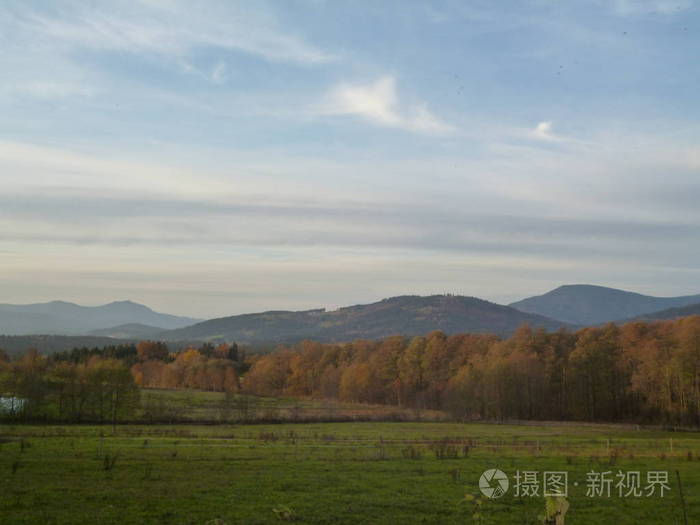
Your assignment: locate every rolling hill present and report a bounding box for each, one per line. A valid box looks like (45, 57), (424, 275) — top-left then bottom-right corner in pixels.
(159, 294), (569, 343)
(87, 323), (166, 339)
(0, 300), (199, 336)
(627, 302), (700, 322)
(509, 284), (700, 325)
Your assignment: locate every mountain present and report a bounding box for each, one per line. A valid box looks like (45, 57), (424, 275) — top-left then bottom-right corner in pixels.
(0, 300), (199, 336)
(87, 323), (166, 339)
(159, 294), (569, 343)
(509, 285), (700, 325)
(627, 302), (700, 322)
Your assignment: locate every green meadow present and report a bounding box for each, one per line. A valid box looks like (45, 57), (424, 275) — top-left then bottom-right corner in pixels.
(2, 391), (699, 525)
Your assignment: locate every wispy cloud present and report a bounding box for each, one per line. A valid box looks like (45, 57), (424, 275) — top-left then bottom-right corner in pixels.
(7, 1), (335, 66)
(210, 62), (228, 85)
(2, 1), (700, 315)
(318, 76), (455, 135)
(2, 132), (700, 316)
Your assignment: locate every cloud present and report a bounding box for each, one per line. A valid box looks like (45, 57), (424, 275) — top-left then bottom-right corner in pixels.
(2, 133), (700, 316)
(210, 62), (228, 85)
(8, 1), (335, 66)
(532, 121), (562, 141)
(3, 2), (700, 316)
(529, 121), (581, 144)
(319, 76), (455, 135)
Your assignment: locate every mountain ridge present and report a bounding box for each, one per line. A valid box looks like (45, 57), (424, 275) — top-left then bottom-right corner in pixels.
(0, 300), (199, 336)
(5, 286), (700, 343)
(509, 284), (700, 325)
(626, 302), (700, 322)
(157, 294), (570, 343)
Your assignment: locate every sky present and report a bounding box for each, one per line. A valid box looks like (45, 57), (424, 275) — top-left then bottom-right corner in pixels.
(1, 0), (699, 318)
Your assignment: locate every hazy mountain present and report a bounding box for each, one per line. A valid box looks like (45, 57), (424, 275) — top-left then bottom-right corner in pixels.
(627, 302), (700, 322)
(87, 323), (166, 339)
(0, 300), (199, 336)
(159, 294), (569, 343)
(509, 285), (700, 325)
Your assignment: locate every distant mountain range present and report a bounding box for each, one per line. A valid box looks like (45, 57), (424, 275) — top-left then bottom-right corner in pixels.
(509, 284), (700, 325)
(0, 300), (198, 336)
(3, 286), (700, 349)
(158, 295), (569, 343)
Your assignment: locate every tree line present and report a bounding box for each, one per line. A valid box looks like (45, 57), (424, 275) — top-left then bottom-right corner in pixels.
(130, 341), (243, 392)
(3, 316), (700, 425)
(243, 316), (700, 426)
(0, 349), (138, 423)
(0, 341), (244, 422)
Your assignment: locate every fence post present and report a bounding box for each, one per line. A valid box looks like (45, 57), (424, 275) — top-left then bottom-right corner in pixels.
(676, 470), (688, 525)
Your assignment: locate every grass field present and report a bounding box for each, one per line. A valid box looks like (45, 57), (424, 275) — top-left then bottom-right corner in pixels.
(138, 388), (448, 423)
(1, 392), (699, 524)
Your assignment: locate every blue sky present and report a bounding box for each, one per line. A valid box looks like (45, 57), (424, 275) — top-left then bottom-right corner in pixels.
(1, 0), (699, 317)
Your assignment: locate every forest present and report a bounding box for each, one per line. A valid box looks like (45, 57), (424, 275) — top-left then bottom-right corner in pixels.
(2, 317), (700, 426)
(243, 316), (700, 426)
(0, 341), (244, 423)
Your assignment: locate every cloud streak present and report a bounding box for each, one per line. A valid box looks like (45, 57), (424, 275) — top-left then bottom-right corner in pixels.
(6, 0), (335, 66)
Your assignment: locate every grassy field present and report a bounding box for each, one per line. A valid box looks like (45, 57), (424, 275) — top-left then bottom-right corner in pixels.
(138, 388), (448, 422)
(1, 393), (699, 524)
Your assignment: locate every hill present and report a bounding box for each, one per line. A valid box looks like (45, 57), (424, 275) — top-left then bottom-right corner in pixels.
(159, 294), (569, 343)
(627, 302), (700, 322)
(509, 284), (700, 325)
(0, 300), (199, 336)
(87, 323), (166, 339)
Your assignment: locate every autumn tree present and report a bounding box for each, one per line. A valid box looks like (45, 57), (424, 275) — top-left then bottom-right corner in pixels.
(243, 350), (294, 396)
(398, 336), (427, 407)
(214, 342), (239, 361)
(675, 316), (700, 425)
(136, 341), (169, 361)
(339, 363), (372, 403)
